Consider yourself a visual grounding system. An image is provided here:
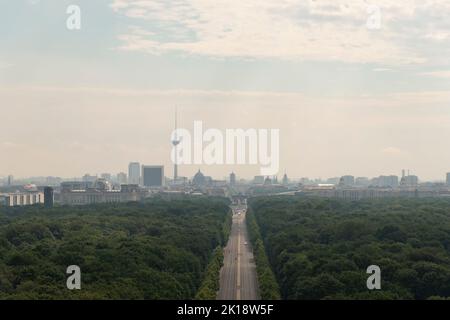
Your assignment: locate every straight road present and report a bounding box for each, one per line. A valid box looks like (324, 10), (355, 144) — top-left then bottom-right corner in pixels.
(217, 208), (259, 300)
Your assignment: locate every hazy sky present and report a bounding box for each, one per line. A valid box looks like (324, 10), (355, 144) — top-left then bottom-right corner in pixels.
(1, 0), (450, 181)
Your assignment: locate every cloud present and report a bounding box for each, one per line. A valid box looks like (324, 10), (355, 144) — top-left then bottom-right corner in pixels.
(419, 71), (450, 78)
(110, 0), (450, 64)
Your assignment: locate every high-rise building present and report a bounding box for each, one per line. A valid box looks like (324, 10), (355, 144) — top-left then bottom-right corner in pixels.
(446, 172), (450, 186)
(7, 175), (13, 186)
(44, 187), (54, 208)
(230, 172), (236, 186)
(128, 162), (141, 185)
(142, 165), (164, 187)
(117, 172), (128, 184)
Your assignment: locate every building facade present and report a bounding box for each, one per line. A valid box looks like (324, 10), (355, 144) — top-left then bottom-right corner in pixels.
(60, 184), (143, 205)
(142, 165), (164, 187)
(128, 162), (141, 185)
(4, 192), (44, 207)
(44, 187), (54, 208)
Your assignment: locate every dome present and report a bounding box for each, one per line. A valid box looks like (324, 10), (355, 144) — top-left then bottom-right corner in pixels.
(193, 170), (206, 186)
(92, 178), (112, 191)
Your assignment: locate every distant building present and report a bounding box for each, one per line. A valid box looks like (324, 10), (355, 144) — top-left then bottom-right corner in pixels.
(142, 165), (164, 187)
(4, 192), (44, 207)
(282, 173), (289, 186)
(326, 177), (340, 185)
(355, 177), (369, 186)
(128, 162), (141, 185)
(45, 176), (62, 186)
(253, 176), (265, 184)
(82, 174), (97, 183)
(44, 187), (54, 208)
(230, 172), (236, 186)
(101, 173), (112, 181)
(61, 181), (91, 191)
(299, 188), (421, 200)
(400, 175), (419, 187)
(7, 175), (13, 186)
(193, 170), (207, 187)
(447, 173), (450, 186)
(339, 175), (355, 187)
(117, 172), (127, 184)
(60, 183), (143, 206)
(300, 177), (313, 185)
(377, 175), (399, 188)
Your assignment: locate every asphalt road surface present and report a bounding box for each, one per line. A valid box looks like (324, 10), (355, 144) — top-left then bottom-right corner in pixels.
(217, 210), (260, 300)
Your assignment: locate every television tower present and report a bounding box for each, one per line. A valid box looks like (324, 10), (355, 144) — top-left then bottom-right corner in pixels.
(172, 107), (181, 181)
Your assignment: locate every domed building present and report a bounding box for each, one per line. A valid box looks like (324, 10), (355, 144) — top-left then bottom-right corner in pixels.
(192, 170), (206, 187)
(92, 178), (112, 191)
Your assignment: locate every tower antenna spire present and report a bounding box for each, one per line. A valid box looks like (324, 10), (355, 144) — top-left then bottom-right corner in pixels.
(172, 106), (181, 181)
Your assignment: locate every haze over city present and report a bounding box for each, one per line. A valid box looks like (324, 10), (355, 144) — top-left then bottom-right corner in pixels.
(1, 1), (450, 180)
(4, 0), (450, 309)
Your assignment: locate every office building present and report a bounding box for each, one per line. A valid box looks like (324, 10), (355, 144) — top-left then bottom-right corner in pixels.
(7, 175), (13, 186)
(128, 162), (141, 185)
(377, 175), (399, 188)
(142, 165), (164, 187)
(44, 187), (54, 208)
(447, 172), (450, 186)
(230, 172), (236, 186)
(400, 175), (419, 187)
(117, 172), (127, 184)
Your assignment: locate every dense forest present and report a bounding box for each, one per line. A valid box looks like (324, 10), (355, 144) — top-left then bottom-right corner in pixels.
(246, 211), (281, 300)
(249, 196), (450, 300)
(0, 197), (231, 299)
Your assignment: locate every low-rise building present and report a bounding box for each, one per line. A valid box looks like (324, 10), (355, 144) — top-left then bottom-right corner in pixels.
(3, 192), (44, 207)
(60, 184), (144, 206)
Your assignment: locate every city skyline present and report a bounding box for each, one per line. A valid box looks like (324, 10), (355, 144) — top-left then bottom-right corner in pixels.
(1, 167), (449, 184)
(2, 1), (450, 180)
